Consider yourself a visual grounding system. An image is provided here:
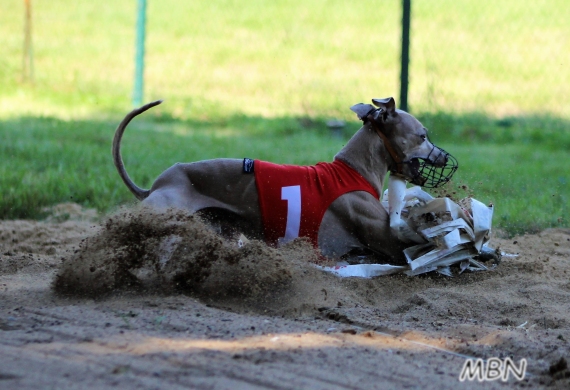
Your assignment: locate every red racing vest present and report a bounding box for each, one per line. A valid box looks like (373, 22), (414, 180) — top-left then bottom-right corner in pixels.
(254, 159), (379, 247)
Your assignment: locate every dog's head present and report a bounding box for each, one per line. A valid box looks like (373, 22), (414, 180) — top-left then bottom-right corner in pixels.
(351, 97), (457, 188)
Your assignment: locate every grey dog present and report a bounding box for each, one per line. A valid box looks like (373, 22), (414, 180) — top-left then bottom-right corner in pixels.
(113, 97), (457, 263)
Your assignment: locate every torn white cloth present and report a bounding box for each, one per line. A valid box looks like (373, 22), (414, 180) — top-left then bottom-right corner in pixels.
(314, 263), (407, 278)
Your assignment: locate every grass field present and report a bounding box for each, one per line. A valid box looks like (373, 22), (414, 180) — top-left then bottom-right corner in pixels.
(1, 0), (569, 236)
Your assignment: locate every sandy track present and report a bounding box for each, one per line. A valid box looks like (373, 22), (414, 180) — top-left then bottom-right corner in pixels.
(1, 206), (570, 389)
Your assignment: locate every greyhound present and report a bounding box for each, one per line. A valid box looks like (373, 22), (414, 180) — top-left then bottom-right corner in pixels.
(113, 97), (457, 263)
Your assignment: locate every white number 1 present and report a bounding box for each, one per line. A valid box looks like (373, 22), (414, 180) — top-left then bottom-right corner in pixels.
(279, 185), (301, 245)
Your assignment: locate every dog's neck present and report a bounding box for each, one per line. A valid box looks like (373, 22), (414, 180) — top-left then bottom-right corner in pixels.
(334, 123), (391, 195)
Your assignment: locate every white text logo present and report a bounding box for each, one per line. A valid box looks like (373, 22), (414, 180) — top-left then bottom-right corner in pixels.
(459, 358), (527, 382)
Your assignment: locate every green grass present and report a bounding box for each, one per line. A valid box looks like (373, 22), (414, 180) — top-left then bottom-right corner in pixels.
(2, 0), (568, 119)
(409, 1), (570, 117)
(1, 0), (570, 236)
(2, 112), (569, 237)
(0, 113), (345, 218)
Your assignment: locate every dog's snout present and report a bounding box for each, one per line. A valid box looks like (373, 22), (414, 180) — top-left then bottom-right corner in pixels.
(426, 146), (448, 167)
(404, 142), (458, 188)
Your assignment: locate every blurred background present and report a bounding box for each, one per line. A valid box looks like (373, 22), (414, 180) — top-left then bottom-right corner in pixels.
(1, 0), (569, 235)
(3, 0), (568, 119)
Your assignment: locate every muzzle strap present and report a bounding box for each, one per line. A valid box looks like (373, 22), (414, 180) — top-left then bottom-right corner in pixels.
(361, 109), (458, 188)
(364, 112), (405, 175)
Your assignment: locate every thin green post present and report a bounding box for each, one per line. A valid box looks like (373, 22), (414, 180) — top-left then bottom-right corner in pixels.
(132, 0), (147, 107)
(400, 0), (411, 112)
(23, 0), (34, 82)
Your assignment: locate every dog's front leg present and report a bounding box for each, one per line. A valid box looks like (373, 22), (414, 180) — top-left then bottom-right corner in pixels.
(319, 192), (409, 263)
(387, 175), (425, 244)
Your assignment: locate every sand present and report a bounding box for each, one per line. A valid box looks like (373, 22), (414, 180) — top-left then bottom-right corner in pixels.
(1, 203), (570, 389)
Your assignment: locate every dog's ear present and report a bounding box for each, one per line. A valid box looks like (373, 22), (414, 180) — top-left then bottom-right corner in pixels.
(350, 103), (376, 121)
(372, 97), (397, 117)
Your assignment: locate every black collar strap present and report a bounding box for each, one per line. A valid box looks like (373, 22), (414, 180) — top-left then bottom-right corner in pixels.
(361, 110), (406, 176)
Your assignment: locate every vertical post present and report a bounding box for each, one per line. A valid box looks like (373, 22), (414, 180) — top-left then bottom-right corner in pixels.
(23, 0), (34, 82)
(132, 0), (147, 107)
(399, 0), (411, 112)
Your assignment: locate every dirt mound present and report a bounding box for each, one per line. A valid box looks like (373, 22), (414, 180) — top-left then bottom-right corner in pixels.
(0, 217), (94, 275)
(52, 207), (342, 314)
(41, 202), (99, 223)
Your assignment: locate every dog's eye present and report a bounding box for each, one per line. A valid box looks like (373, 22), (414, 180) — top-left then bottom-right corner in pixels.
(420, 134), (427, 141)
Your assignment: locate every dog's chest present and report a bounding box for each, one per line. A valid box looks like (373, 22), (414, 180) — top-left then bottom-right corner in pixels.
(251, 159), (378, 247)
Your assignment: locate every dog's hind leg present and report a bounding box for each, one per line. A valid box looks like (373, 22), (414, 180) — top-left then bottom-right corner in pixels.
(142, 160), (262, 226)
(143, 173), (235, 214)
(143, 186), (196, 211)
(142, 164), (200, 211)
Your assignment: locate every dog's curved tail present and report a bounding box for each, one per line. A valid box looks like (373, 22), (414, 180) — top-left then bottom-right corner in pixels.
(112, 100), (163, 200)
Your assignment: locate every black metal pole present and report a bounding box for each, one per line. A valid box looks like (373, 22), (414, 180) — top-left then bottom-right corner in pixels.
(400, 0), (411, 112)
